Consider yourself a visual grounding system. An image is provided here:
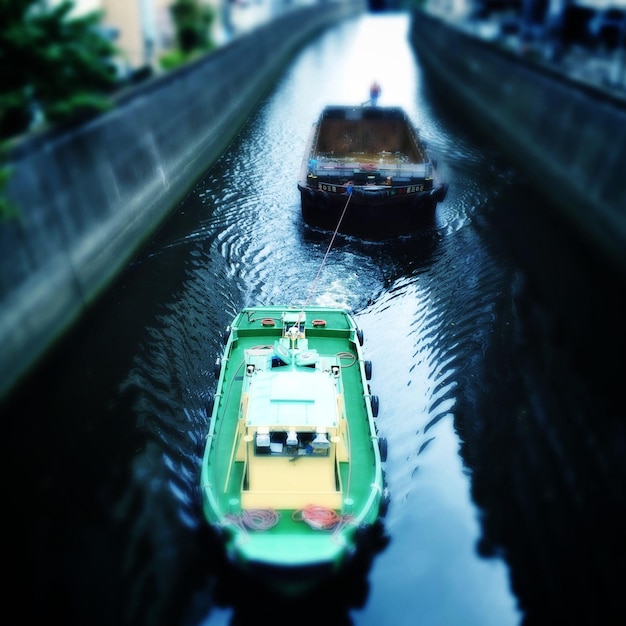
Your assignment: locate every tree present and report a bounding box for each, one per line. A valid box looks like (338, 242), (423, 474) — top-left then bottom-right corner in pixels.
(170, 0), (215, 55)
(0, 0), (119, 140)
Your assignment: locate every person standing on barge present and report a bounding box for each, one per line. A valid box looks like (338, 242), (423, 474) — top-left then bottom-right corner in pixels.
(369, 81), (381, 106)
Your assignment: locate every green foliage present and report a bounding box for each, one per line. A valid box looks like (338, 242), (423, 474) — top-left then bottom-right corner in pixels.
(0, 147), (18, 223)
(169, 0), (216, 55)
(0, 196), (19, 223)
(159, 49), (192, 71)
(0, 0), (119, 140)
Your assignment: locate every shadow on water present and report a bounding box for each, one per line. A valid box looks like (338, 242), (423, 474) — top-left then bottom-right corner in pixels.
(446, 169), (626, 624)
(206, 521), (390, 626)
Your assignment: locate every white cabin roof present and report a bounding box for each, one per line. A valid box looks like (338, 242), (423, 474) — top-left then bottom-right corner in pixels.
(246, 369), (338, 430)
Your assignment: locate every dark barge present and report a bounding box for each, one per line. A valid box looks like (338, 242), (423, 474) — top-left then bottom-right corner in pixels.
(297, 105), (448, 238)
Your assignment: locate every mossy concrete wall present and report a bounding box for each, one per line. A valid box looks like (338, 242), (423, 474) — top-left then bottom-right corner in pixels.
(410, 10), (626, 272)
(0, 2), (365, 399)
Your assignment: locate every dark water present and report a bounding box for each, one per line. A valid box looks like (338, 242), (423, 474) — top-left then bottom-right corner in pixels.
(4, 13), (626, 626)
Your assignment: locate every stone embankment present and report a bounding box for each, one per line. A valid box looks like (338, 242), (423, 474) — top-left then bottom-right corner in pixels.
(410, 9), (626, 273)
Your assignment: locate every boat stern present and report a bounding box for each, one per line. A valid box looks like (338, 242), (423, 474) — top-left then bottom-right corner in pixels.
(229, 528), (354, 597)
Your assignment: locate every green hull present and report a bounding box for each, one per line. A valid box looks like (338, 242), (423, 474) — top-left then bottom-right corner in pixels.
(200, 306), (388, 597)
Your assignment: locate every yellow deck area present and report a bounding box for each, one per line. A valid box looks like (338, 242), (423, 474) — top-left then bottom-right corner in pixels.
(241, 445), (342, 510)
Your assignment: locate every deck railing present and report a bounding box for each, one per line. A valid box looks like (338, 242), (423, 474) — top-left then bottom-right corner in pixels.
(309, 158), (432, 180)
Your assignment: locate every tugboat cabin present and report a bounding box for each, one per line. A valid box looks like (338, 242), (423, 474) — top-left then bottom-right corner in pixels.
(231, 312), (349, 511)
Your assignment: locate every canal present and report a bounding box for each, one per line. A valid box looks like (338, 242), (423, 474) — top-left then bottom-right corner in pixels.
(4, 12), (625, 626)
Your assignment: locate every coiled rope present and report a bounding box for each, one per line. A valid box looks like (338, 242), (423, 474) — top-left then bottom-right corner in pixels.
(292, 505), (343, 531)
(337, 351), (357, 368)
(224, 508), (280, 532)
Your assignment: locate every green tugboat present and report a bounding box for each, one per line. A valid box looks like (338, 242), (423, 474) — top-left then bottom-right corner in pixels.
(201, 305), (389, 597)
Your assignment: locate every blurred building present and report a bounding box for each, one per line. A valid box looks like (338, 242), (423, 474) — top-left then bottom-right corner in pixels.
(59, 0), (177, 76)
(426, 0), (625, 48)
(58, 0), (319, 78)
(57, 0), (248, 77)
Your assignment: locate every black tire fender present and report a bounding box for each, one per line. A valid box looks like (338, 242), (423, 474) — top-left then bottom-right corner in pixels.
(371, 394), (379, 417)
(364, 360), (372, 380)
(316, 189), (331, 211)
(302, 186), (316, 209)
(379, 487), (391, 517)
(378, 436), (388, 462)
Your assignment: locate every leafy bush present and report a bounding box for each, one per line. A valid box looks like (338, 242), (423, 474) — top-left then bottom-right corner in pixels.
(0, 148), (17, 222)
(0, 0), (119, 140)
(170, 0), (216, 54)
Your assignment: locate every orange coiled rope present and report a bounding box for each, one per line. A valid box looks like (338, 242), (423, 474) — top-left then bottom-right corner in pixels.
(292, 505), (342, 530)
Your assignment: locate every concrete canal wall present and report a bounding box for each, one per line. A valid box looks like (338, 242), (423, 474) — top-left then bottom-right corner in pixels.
(410, 10), (626, 273)
(0, 2), (365, 400)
